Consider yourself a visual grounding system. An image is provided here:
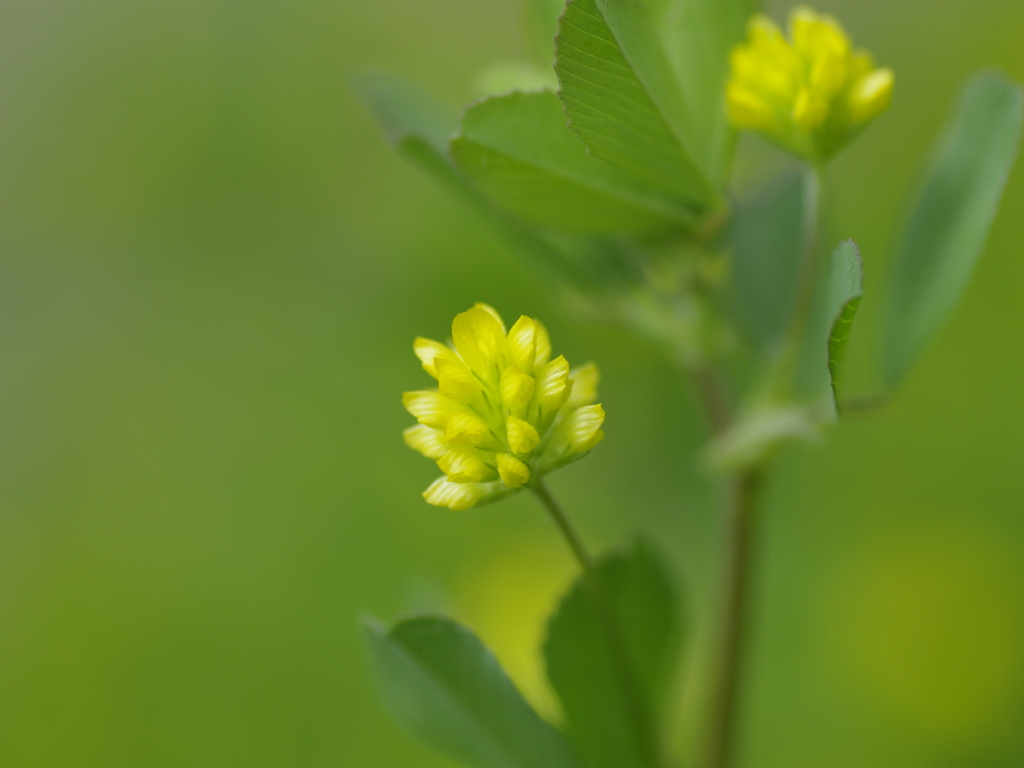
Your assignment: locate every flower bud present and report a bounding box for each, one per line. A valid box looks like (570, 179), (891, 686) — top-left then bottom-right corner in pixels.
(403, 305), (605, 509)
(726, 7), (894, 162)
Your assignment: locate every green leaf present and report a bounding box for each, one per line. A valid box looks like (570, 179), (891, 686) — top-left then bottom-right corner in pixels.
(364, 616), (585, 768)
(794, 240), (864, 411)
(523, 0), (567, 67)
(554, 0), (719, 209)
(884, 71), (1024, 389)
(451, 90), (695, 235)
(544, 542), (682, 768)
(354, 74), (597, 291)
(353, 71), (458, 158)
(352, 72), (481, 208)
(649, 0), (752, 185)
(728, 170), (806, 352)
(825, 241), (864, 411)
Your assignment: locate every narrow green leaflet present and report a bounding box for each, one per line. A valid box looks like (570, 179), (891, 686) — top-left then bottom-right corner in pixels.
(884, 71), (1024, 389)
(544, 542), (683, 768)
(352, 72), (488, 210)
(354, 73), (594, 290)
(353, 72), (457, 158)
(825, 241), (864, 411)
(364, 616), (585, 768)
(729, 171), (806, 352)
(451, 90), (694, 235)
(793, 241), (863, 411)
(523, 0), (568, 66)
(554, 0), (719, 208)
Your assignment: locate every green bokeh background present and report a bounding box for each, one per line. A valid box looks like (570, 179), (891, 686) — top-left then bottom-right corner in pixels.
(2, 1), (1023, 766)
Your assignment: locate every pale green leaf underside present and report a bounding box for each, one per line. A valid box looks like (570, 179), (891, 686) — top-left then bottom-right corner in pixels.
(451, 90), (695, 235)
(884, 71), (1024, 388)
(650, 0), (752, 185)
(826, 241), (864, 410)
(729, 170), (805, 351)
(555, 0), (718, 208)
(365, 616), (584, 768)
(544, 542), (682, 768)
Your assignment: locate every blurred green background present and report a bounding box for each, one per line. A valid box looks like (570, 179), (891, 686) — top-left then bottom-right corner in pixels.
(2, 0), (1023, 766)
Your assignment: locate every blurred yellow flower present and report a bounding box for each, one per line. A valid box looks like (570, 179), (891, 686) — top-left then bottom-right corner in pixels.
(726, 6), (894, 162)
(403, 304), (605, 510)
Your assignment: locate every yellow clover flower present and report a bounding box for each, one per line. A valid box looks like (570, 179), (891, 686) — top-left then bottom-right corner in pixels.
(726, 6), (894, 162)
(403, 304), (605, 511)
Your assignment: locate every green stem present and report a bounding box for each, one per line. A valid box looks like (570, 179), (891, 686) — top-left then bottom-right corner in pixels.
(532, 479), (661, 767)
(704, 468), (764, 768)
(703, 163), (821, 767)
(692, 364), (733, 433)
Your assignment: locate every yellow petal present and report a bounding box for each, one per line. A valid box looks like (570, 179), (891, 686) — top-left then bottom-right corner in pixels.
(532, 319), (552, 370)
(728, 46), (762, 85)
(538, 404), (606, 473)
(849, 50), (876, 81)
(423, 476), (489, 511)
(747, 13), (784, 43)
(438, 446), (497, 483)
(506, 415), (540, 455)
(497, 453), (530, 489)
(403, 424), (448, 459)
(452, 307), (506, 378)
(809, 48), (849, 99)
(793, 86), (829, 130)
(764, 48), (805, 100)
(414, 337), (460, 379)
(726, 83), (779, 133)
(506, 316), (536, 373)
(566, 362), (600, 409)
(443, 410), (493, 447)
(533, 355), (571, 415)
(847, 67), (894, 124)
(500, 366), (535, 412)
(474, 303), (507, 334)
(436, 357), (479, 402)
(403, 390), (458, 429)
(561, 404), (606, 452)
(790, 7), (850, 64)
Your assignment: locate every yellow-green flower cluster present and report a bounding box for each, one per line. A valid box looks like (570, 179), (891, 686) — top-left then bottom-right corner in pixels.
(726, 6), (894, 162)
(403, 304), (605, 510)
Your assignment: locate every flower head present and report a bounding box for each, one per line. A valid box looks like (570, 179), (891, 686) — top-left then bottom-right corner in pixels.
(403, 304), (605, 510)
(726, 6), (894, 162)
